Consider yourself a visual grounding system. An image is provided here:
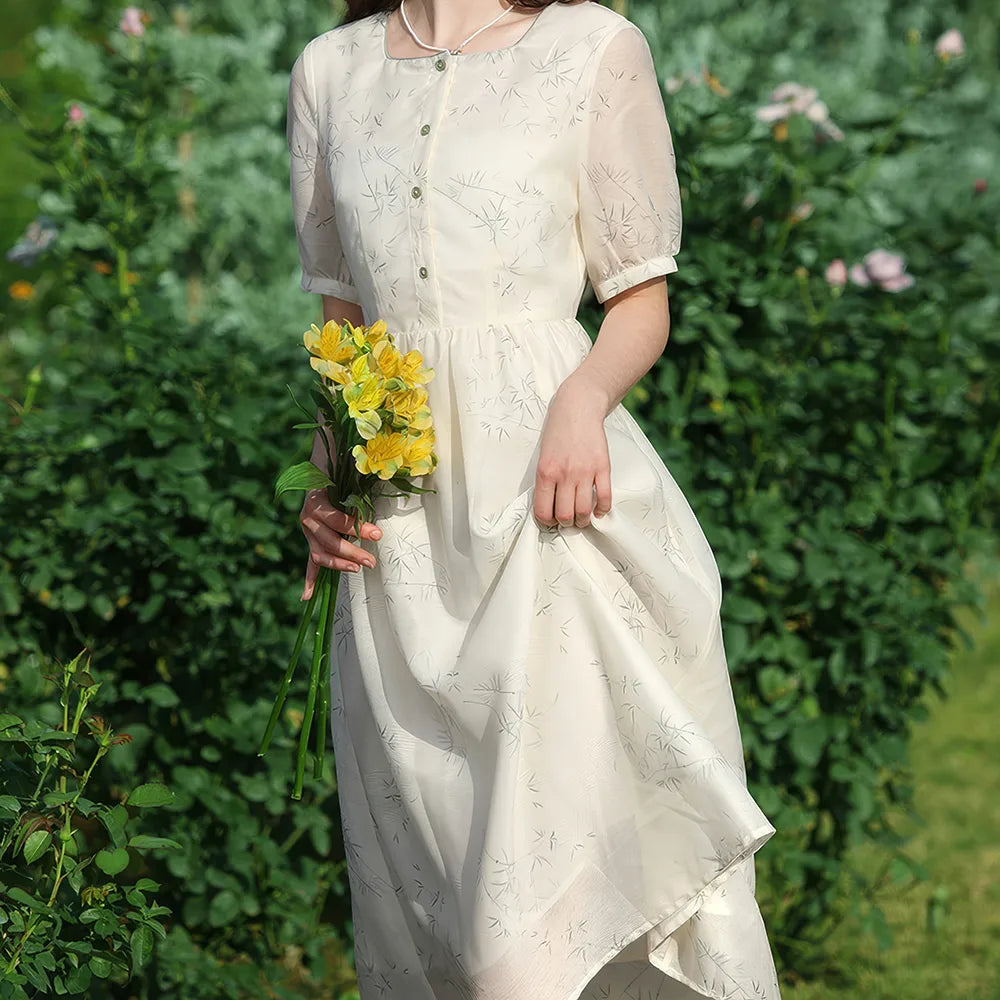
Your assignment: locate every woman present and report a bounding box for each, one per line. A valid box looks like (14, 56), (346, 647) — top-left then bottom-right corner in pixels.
(288, 1), (782, 997)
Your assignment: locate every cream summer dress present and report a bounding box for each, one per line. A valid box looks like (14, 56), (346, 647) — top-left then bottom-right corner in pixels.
(287, 3), (781, 998)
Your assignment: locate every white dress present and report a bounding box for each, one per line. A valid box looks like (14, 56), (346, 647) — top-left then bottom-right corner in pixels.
(287, 3), (781, 998)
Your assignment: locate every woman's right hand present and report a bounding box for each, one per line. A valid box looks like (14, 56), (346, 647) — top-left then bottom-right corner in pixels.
(300, 489), (382, 600)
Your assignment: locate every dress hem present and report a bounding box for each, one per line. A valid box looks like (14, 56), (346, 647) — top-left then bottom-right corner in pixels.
(565, 822), (777, 1000)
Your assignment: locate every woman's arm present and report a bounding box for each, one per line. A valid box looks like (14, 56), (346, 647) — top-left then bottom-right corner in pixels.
(532, 276), (670, 531)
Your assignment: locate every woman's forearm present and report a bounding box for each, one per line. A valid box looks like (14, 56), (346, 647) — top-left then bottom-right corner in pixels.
(563, 281), (671, 416)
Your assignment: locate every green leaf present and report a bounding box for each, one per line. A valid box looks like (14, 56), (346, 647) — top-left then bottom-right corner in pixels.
(6, 886), (55, 913)
(127, 834), (182, 850)
(723, 594), (767, 623)
(789, 719), (828, 767)
(273, 461), (334, 501)
(126, 782), (174, 808)
(0, 714), (24, 731)
(142, 683), (180, 708)
(130, 925), (154, 975)
(208, 889), (240, 926)
(23, 961), (50, 994)
(23, 830), (52, 864)
(88, 955), (113, 979)
(94, 847), (130, 875)
(100, 805), (129, 849)
(43, 791), (78, 807)
(65, 966), (92, 993)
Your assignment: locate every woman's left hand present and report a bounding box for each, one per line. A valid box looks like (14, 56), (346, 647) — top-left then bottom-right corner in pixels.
(533, 372), (613, 529)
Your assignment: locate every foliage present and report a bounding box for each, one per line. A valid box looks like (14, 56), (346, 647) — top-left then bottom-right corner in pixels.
(0, 0), (997, 995)
(2, 6), (359, 998)
(606, 0), (1000, 969)
(0, 649), (175, 996)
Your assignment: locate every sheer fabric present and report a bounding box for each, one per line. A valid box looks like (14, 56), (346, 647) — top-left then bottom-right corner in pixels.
(578, 23), (683, 303)
(286, 48), (360, 302)
(285, 4), (781, 998)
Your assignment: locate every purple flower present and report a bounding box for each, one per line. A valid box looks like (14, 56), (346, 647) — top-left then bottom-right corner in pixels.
(6, 216), (60, 267)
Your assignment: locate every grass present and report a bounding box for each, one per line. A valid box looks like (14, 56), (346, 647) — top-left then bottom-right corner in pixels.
(783, 545), (1000, 1000)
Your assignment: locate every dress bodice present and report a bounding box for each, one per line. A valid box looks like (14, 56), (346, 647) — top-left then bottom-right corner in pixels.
(287, 1), (683, 333)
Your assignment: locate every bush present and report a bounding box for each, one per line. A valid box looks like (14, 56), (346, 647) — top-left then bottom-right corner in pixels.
(1, 0), (997, 993)
(616, 0), (999, 964)
(1, 650), (176, 997)
(2, 6), (359, 997)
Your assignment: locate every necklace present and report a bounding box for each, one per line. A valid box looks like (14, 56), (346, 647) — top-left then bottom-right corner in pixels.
(398, 0), (517, 55)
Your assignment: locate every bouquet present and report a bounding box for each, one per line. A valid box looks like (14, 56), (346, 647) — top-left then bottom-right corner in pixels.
(258, 317), (437, 799)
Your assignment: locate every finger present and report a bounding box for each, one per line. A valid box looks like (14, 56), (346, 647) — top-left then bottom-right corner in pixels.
(533, 471), (557, 527)
(303, 517), (376, 569)
(593, 464), (612, 518)
(574, 481), (593, 529)
(317, 506), (382, 541)
(310, 548), (370, 575)
(554, 479), (577, 528)
(302, 557), (319, 601)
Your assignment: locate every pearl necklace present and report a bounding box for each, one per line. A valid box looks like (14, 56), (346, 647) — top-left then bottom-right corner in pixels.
(398, 0), (517, 55)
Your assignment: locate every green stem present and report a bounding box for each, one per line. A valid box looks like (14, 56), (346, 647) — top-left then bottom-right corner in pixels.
(313, 568), (341, 779)
(258, 575), (325, 757)
(292, 571), (334, 800)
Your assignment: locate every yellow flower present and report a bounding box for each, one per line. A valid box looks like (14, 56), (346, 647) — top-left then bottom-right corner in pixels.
(9, 281), (34, 301)
(372, 338), (405, 380)
(365, 318), (390, 348)
(352, 430), (408, 480)
(401, 429), (436, 476)
(398, 350), (435, 388)
(303, 320), (358, 376)
(387, 384), (432, 430)
(343, 358), (387, 441)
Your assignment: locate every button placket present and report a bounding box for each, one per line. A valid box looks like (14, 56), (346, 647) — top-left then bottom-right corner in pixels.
(409, 52), (452, 323)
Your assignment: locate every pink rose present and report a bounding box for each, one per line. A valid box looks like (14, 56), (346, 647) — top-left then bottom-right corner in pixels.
(756, 81), (844, 142)
(878, 273), (915, 292)
(848, 249), (915, 292)
(934, 28), (965, 59)
(120, 6), (145, 37)
(848, 263), (871, 287)
(825, 259), (848, 286)
(863, 249), (906, 283)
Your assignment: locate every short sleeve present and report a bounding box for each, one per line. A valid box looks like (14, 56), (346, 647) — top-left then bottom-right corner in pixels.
(577, 24), (683, 304)
(287, 48), (361, 303)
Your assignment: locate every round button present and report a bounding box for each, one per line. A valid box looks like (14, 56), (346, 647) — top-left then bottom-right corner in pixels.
(418, 266), (428, 278)
(411, 185), (422, 199)
(434, 57), (446, 71)
(420, 123), (431, 136)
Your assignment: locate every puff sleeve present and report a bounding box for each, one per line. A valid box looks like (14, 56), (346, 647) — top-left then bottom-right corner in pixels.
(287, 47), (360, 303)
(578, 24), (683, 304)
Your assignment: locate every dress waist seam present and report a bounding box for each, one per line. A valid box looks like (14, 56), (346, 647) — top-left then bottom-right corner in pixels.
(389, 314), (580, 335)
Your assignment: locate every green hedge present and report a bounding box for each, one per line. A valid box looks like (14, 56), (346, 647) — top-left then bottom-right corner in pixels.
(1, 0), (998, 995)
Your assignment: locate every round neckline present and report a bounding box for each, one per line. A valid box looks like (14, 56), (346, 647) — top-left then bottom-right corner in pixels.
(380, 3), (552, 62)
